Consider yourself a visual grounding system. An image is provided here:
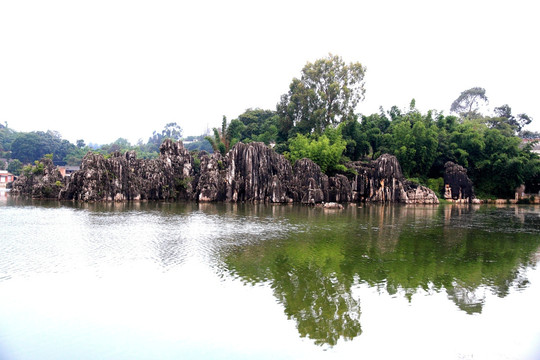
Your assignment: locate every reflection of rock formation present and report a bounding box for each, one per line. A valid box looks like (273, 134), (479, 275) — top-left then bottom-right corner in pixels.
(446, 283), (486, 314)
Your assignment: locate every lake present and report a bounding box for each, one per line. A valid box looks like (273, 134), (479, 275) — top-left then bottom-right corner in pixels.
(1, 196), (540, 359)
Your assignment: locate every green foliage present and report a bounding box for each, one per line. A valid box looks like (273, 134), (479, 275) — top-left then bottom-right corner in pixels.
(191, 152), (201, 173)
(32, 161), (45, 175)
(235, 109), (279, 144)
(22, 165), (33, 176)
(427, 177), (444, 197)
(285, 127), (347, 174)
(175, 177), (192, 190)
(0, 160), (6, 170)
(338, 119), (369, 161)
(0, 125), (18, 157)
(490, 104), (532, 133)
(519, 130), (540, 139)
(147, 122), (183, 152)
(278, 54), (366, 137)
(11, 131), (76, 164)
(205, 116), (241, 155)
(450, 87), (488, 119)
(381, 104), (439, 178)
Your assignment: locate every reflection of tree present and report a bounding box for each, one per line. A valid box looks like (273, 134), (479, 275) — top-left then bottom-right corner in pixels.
(227, 234), (361, 346)
(271, 255), (361, 346)
(222, 204), (540, 346)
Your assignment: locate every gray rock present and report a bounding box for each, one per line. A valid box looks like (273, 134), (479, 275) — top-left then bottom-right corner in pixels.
(10, 158), (64, 199)
(443, 161), (476, 203)
(348, 154), (438, 204)
(10, 140), (439, 205)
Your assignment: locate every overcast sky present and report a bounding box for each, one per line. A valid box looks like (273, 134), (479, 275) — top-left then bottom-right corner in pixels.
(1, 0), (539, 145)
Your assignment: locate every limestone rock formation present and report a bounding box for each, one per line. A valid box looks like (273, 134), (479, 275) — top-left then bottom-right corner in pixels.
(443, 161), (476, 203)
(196, 152), (228, 202)
(10, 139), (439, 205)
(290, 158), (328, 204)
(322, 202), (344, 210)
(348, 154), (438, 204)
(10, 158), (64, 199)
(224, 142), (293, 203)
(60, 139), (194, 201)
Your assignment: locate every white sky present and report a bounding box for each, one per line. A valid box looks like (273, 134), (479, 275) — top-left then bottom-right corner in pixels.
(1, 0), (539, 145)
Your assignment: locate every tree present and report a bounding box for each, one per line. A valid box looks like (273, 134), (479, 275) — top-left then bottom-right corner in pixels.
(147, 122), (184, 152)
(205, 116), (238, 155)
(338, 119), (369, 161)
(277, 54), (366, 137)
(492, 104), (532, 132)
(162, 122), (183, 140)
(519, 130), (540, 139)
(76, 139), (86, 148)
(11, 132), (45, 163)
(7, 159), (22, 175)
(450, 87), (488, 119)
(285, 127), (347, 174)
(236, 108), (279, 144)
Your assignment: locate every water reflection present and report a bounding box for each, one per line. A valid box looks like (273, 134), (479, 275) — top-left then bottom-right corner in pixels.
(1, 199), (539, 351)
(222, 204), (540, 346)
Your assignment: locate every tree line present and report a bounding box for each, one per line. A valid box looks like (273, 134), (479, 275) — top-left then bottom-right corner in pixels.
(2, 54), (539, 198)
(198, 54), (539, 198)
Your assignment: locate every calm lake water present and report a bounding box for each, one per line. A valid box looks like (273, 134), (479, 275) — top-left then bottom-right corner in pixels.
(1, 196), (540, 360)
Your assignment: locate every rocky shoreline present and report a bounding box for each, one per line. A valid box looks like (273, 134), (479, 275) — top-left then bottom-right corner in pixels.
(11, 139), (442, 204)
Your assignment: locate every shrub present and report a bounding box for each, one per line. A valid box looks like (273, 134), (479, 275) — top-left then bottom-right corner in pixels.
(427, 177), (444, 197)
(285, 130), (346, 174)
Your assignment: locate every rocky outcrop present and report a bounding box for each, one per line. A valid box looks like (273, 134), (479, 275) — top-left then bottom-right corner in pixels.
(348, 154), (438, 204)
(290, 158), (328, 204)
(60, 139), (194, 201)
(443, 161), (477, 203)
(196, 152), (228, 202)
(10, 140), (439, 204)
(10, 158), (64, 198)
(224, 142), (293, 203)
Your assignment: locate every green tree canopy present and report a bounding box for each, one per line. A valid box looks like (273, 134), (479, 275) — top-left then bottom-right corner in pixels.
(450, 87), (488, 119)
(285, 127), (347, 174)
(277, 54), (366, 138)
(10, 131), (75, 164)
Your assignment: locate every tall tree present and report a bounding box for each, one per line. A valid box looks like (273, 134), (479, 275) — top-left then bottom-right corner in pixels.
(205, 116), (239, 155)
(492, 104), (532, 132)
(277, 54), (366, 137)
(147, 122), (184, 152)
(450, 87), (488, 119)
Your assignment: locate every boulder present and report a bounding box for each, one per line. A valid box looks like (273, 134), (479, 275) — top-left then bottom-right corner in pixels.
(291, 158), (328, 204)
(322, 202), (344, 210)
(10, 158), (64, 199)
(348, 154), (439, 204)
(443, 161), (476, 203)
